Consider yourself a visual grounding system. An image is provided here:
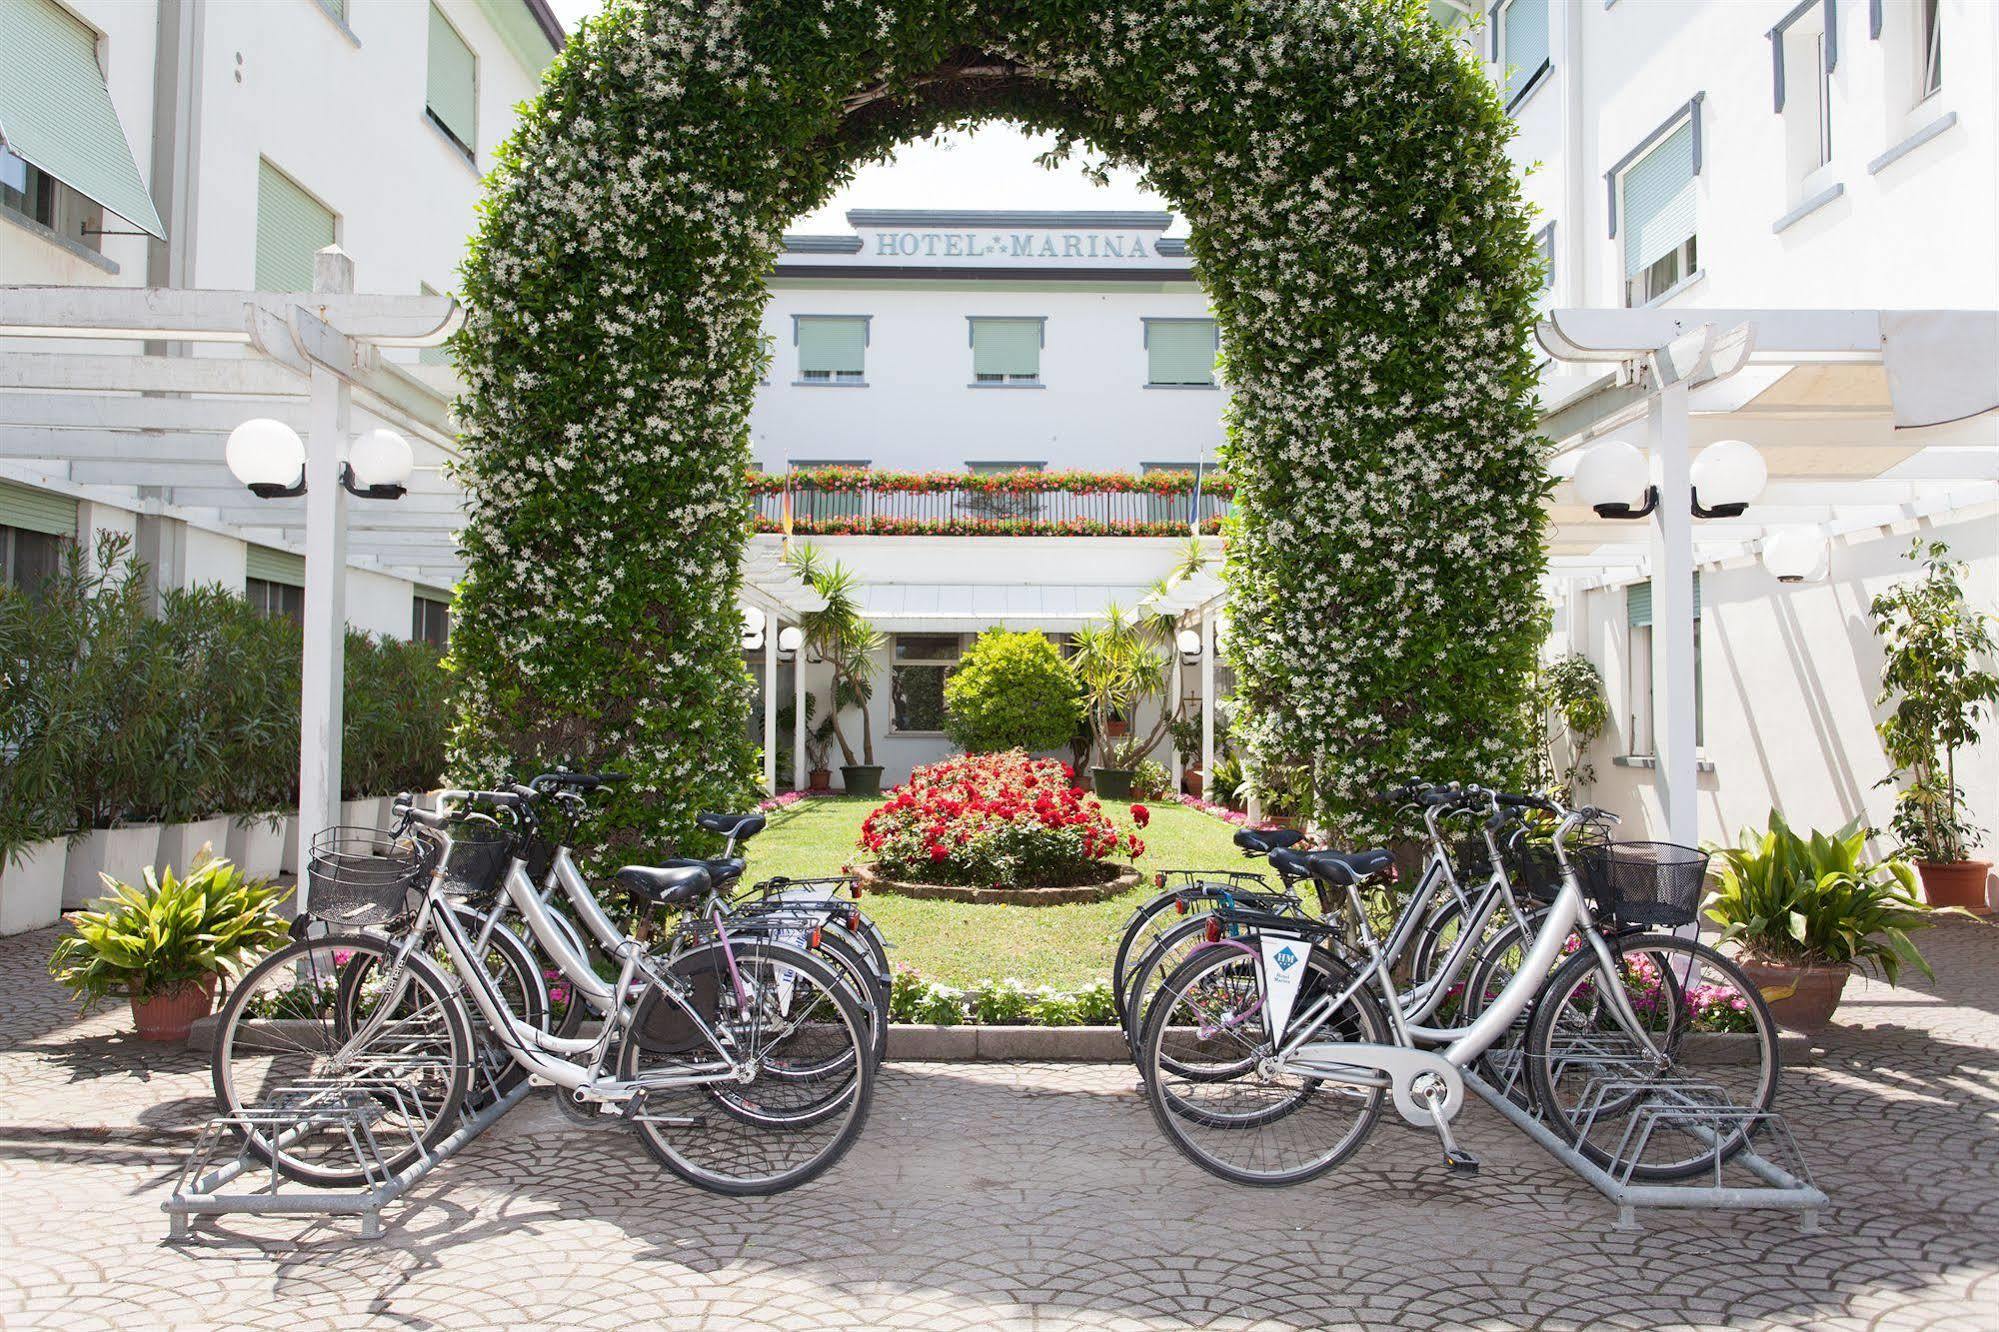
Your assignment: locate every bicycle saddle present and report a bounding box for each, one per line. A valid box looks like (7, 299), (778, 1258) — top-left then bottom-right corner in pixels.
(655, 855), (746, 888)
(615, 862), (712, 906)
(1268, 847), (1396, 885)
(1233, 827), (1306, 855)
(697, 812), (767, 841)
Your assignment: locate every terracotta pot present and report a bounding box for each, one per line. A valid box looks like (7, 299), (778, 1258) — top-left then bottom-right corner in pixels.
(130, 973), (218, 1042)
(808, 769), (832, 793)
(1917, 860), (1993, 911)
(1183, 770), (1204, 800)
(1106, 720), (1129, 737)
(1735, 957), (1851, 1031)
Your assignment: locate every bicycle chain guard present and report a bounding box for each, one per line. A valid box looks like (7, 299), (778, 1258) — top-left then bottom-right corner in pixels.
(1281, 1043), (1466, 1127)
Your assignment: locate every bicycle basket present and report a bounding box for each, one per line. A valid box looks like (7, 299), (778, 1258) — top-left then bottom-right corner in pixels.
(306, 826), (437, 928)
(1506, 823), (1607, 903)
(439, 819), (512, 899)
(1576, 841), (1709, 928)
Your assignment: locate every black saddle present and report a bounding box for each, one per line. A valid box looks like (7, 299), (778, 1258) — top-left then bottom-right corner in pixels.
(1268, 847), (1397, 885)
(1233, 827), (1307, 855)
(697, 812), (767, 842)
(615, 862), (713, 906)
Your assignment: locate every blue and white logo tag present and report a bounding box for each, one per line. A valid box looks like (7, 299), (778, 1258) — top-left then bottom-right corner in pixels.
(1258, 934), (1309, 1045)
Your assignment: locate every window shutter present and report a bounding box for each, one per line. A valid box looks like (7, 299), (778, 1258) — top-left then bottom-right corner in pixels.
(1502, 0), (1551, 99)
(1627, 574), (1702, 629)
(256, 160), (335, 293)
(1621, 119), (1697, 279)
(247, 545), (306, 588)
(426, 4), (477, 154)
(0, 0), (166, 239)
(796, 317), (867, 376)
(1147, 320), (1218, 385)
(971, 319), (1041, 378)
(0, 478), (76, 537)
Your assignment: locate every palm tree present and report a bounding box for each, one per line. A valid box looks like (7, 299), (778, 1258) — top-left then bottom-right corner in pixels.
(786, 545), (885, 769)
(1069, 602), (1173, 772)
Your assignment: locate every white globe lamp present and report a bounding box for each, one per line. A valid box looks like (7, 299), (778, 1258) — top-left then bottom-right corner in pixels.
(1175, 628), (1202, 657)
(777, 625), (804, 654)
(347, 428), (414, 496)
(225, 418), (306, 498)
(1761, 526), (1829, 584)
(1690, 439), (1767, 518)
(740, 606), (764, 637)
(1572, 440), (1654, 519)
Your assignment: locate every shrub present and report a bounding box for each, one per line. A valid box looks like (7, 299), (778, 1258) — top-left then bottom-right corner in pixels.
(858, 751), (1136, 888)
(942, 629), (1084, 755)
(970, 977), (1036, 1024)
(1131, 759), (1174, 800)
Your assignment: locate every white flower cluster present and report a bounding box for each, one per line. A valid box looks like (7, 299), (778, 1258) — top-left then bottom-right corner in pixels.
(450, 0), (1548, 852)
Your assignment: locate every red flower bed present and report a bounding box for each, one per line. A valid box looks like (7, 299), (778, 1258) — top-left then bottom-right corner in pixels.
(858, 751), (1145, 888)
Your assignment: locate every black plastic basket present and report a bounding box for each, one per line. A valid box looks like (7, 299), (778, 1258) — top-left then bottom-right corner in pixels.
(306, 826), (437, 928)
(1576, 841), (1709, 928)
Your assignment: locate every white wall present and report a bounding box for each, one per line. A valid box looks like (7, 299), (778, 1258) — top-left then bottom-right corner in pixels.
(182, 524), (244, 589)
(754, 282), (1224, 472)
(345, 566), (413, 641)
(1569, 511), (1997, 853)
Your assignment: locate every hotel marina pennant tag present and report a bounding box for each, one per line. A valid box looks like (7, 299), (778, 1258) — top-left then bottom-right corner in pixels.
(1258, 934), (1310, 1046)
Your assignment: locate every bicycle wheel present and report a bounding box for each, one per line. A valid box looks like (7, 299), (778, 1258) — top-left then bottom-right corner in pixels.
(1111, 888), (1204, 1026)
(336, 908), (547, 1106)
(618, 941), (873, 1195)
(1456, 907), (1561, 1097)
(1525, 933), (1779, 1181)
(725, 920), (888, 1071)
(210, 934), (473, 1188)
(1138, 943), (1388, 1186)
(1121, 914), (1225, 1071)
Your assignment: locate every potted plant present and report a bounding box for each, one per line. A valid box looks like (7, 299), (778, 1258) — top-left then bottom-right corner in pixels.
(1070, 604), (1176, 799)
(789, 546), (887, 797)
(1167, 708), (1204, 798)
(806, 714), (836, 793)
(48, 850), (290, 1041)
(1871, 539), (1999, 909)
(1706, 811), (1952, 1029)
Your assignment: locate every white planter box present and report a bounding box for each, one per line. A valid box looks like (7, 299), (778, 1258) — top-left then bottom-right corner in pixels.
(63, 824), (164, 909)
(0, 839), (67, 934)
(156, 817), (231, 876)
(340, 797), (387, 831)
(280, 816), (301, 876)
(225, 815), (287, 880)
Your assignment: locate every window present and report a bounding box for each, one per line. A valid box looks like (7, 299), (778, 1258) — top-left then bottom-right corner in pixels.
(1771, 1), (1835, 183)
(969, 317), (1043, 386)
(0, 149), (103, 253)
(794, 316), (868, 384)
(1918, 0), (1941, 100)
(1494, 0), (1551, 109)
(255, 159), (336, 293)
(0, 481), (75, 598)
(966, 461), (1045, 474)
(891, 634), (961, 733)
(1144, 319), (1219, 387)
(246, 545), (305, 627)
(426, 3), (478, 160)
(412, 593), (451, 647)
(1626, 577), (1704, 753)
(1617, 117), (1698, 306)
(1533, 222), (1556, 296)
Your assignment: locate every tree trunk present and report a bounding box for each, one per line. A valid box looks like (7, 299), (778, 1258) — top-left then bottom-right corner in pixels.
(860, 688), (875, 766)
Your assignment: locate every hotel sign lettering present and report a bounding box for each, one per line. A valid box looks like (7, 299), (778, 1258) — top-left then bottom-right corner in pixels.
(868, 229), (1160, 264)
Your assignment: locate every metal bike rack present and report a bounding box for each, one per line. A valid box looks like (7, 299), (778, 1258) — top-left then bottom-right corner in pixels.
(164, 1072), (531, 1242)
(1463, 1052), (1825, 1232)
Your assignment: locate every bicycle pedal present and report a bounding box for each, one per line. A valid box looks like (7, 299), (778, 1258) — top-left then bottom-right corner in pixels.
(1442, 1149), (1481, 1177)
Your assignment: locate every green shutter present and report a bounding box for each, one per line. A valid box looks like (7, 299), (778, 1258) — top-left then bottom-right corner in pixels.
(426, 4), (477, 154)
(1146, 320), (1217, 385)
(0, 0), (165, 240)
(1622, 119), (1697, 279)
(256, 159), (335, 293)
(247, 545), (305, 588)
(796, 317), (866, 376)
(1627, 574), (1702, 629)
(0, 478), (76, 537)
(1501, 0), (1550, 100)
(972, 319), (1041, 378)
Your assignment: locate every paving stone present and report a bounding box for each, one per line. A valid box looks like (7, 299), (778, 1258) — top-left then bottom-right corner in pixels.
(0, 921), (1995, 1327)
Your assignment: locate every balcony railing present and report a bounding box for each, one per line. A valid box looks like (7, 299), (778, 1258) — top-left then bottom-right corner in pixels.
(749, 468), (1232, 537)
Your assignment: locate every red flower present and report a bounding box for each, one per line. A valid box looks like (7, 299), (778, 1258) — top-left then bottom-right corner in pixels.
(1127, 833), (1146, 858)
(1129, 803), (1150, 828)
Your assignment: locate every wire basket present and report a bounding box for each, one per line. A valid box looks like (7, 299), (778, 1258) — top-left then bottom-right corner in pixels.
(1506, 824), (1608, 903)
(1576, 841), (1710, 928)
(440, 820), (513, 899)
(306, 827), (437, 928)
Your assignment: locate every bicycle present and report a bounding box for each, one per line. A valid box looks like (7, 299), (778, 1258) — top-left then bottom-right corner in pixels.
(1135, 796), (1780, 1187)
(209, 794), (875, 1195)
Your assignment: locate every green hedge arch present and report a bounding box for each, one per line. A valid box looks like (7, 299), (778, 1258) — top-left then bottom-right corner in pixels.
(450, 0), (1549, 852)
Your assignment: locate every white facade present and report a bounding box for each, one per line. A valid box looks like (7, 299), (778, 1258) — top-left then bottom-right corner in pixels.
(1, 0), (558, 630)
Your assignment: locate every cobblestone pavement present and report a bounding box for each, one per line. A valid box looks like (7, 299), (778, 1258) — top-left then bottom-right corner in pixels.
(2, 920), (1996, 1330)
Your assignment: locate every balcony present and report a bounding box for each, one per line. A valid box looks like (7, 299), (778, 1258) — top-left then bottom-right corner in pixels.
(749, 467), (1232, 537)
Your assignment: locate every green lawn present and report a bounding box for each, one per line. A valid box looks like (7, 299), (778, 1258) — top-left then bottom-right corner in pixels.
(746, 796), (1247, 987)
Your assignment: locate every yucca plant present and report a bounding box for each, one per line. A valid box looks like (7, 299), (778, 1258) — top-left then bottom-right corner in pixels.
(1705, 812), (1948, 985)
(48, 852), (291, 1009)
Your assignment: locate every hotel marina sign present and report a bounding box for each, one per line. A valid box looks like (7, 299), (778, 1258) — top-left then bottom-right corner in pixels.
(870, 228), (1160, 263)
(779, 211), (1190, 270)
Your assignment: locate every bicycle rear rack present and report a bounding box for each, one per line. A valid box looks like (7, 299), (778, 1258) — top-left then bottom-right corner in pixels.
(164, 1068), (529, 1241)
(1461, 1053), (1825, 1232)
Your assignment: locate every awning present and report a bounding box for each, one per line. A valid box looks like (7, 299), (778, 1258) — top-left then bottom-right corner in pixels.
(0, 0), (167, 240)
(857, 582), (1153, 633)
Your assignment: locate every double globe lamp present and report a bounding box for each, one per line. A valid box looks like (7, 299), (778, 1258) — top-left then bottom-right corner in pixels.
(225, 417), (414, 501)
